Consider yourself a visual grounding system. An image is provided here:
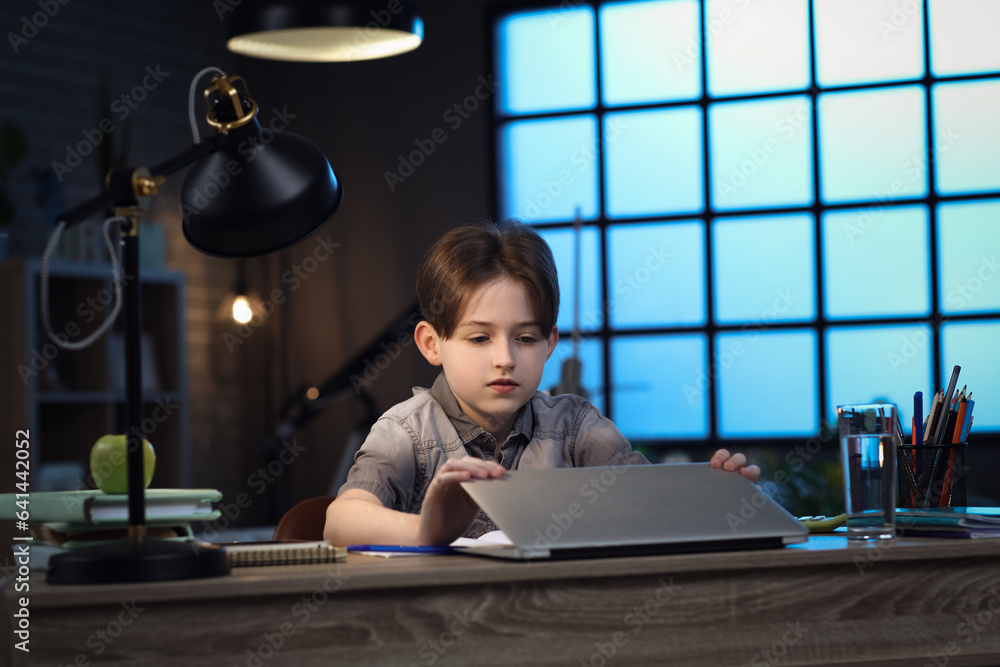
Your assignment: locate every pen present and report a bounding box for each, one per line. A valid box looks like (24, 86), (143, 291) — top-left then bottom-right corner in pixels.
(347, 545), (455, 554)
(913, 391), (923, 446)
(942, 408), (958, 446)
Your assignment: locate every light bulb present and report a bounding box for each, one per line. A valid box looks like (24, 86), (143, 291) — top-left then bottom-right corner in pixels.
(232, 295), (253, 324)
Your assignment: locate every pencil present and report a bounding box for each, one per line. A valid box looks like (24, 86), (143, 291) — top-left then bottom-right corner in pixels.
(936, 366), (961, 443)
(952, 398), (967, 445)
(924, 391), (942, 444)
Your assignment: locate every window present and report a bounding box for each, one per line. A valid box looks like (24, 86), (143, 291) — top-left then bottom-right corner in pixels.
(493, 0), (1000, 443)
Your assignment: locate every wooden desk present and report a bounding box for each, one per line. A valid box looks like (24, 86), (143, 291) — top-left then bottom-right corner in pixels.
(5, 536), (1000, 667)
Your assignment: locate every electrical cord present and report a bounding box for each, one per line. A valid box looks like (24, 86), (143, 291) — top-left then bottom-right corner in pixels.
(188, 66), (227, 144)
(40, 66), (227, 351)
(40, 216), (125, 350)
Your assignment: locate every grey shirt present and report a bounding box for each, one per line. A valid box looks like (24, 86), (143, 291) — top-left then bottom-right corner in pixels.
(338, 373), (649, 538)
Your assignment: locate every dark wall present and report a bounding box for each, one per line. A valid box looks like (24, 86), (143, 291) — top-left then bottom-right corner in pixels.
(229, 1), (506, 512)
(0, 0), (507, 525)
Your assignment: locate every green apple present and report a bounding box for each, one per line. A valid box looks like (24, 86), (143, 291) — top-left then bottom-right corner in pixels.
(90, 434), (156, 494)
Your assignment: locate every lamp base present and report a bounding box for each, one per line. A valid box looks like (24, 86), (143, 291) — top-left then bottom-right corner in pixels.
(47, 537), (230, 584)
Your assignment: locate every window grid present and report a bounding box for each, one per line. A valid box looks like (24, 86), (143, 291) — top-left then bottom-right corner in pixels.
(490, 0), (1000, 445)
(922, 3), (944, 433)
(698, 0), (718, 441)
(808, 0), (825, 445)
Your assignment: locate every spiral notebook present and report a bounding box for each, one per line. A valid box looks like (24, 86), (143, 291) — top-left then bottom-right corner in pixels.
(222, 540), (346, 567)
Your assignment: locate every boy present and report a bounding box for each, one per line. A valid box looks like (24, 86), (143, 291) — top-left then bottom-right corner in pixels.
(324, 220), (758, 546)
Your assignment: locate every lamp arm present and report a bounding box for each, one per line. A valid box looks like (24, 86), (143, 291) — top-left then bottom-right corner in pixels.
(55, 133), (230, 228)
(55, 187), (134, 229)
(150, 132), (228, 180)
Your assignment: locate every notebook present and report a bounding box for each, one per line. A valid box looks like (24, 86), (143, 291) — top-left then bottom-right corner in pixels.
(456, 462), (808, 560)
(221, 541), (346, 567)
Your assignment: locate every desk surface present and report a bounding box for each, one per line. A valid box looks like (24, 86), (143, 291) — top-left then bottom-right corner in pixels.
(6, 536), (1000, 667)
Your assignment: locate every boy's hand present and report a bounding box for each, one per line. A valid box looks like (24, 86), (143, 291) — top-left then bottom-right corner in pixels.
(710, 448), (761, 483)
(417, 457), (505, 545)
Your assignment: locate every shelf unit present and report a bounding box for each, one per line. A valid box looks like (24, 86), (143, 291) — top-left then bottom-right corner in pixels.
(1, 258), (190, 492)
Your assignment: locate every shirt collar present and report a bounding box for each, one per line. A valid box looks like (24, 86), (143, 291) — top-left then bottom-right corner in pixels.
(429, 372), (484, 442)
(429, 372), (532, 445)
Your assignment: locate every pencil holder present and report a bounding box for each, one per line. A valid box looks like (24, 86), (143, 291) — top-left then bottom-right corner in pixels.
(897, 443), (967, 508)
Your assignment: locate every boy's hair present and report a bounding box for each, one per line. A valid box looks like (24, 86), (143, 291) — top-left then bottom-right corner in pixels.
(415, 220), (560, 340)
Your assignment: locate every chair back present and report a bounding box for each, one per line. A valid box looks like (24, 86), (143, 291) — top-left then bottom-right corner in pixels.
(273, 496), (336, 541)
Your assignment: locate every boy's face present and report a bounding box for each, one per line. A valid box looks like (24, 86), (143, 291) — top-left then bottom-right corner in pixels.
(416, 277), (558, 438)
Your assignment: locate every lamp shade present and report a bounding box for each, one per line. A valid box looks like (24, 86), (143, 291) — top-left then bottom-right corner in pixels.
(227, 0), (423, 62)
(180, 117), (343, 258)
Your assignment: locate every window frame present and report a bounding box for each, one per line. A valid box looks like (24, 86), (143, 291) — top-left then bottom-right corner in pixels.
(488, 0), (1000, 448)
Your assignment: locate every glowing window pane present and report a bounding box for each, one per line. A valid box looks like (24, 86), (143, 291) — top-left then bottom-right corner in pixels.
(499, 117), (599, 224)
(498, 8), (596, 114)
(825, 325), (932, 430)
(814, 0), (925, 87)
(537, 226), (603, 332)
(929, 0), (1000, 76)
(706, 0), (810, 96)
(822, 206), (931, 319)
(942, 321), (1000, 431)
(611, 335), (708, 438)
(600, 0), (701, 105)
(604, 108), (704, 218)
(540, 337), (606, 413)
(938, 201), (1000, 314)
(716, 330), (818, 437)
(709, 96), (813, 210)
(933, 81), (1000, 195)
(818, 87), (927, 204)
(608, 221), (706, 328)
(712, 214), (816, 324)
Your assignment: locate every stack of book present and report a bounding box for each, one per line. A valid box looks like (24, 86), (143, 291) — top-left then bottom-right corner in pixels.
(1, 489), (222, 570)
(896, 507), (1000, 539)
(4, 490), (348, 569)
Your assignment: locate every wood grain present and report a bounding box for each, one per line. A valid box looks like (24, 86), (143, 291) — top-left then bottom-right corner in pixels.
(7, 537), (1000, 667)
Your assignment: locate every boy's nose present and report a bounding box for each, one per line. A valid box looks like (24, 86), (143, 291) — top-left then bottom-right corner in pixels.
(493, 339), (515, 368)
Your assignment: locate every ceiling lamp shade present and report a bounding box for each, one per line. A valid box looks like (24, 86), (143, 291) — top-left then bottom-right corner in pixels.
(180, 75), (343, 257)
(227, 0), (423, 62)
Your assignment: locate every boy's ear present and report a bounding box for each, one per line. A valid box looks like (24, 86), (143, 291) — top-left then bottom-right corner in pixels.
(545, 326), (559, 361)
(414, 320), (444, 366)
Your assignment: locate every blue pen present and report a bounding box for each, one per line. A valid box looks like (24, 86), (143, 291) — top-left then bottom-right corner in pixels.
(347, 545), (454, 554)
(914, 391), (923, 445)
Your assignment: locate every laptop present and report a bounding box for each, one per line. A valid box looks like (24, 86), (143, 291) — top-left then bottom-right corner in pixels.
(456, 462), (808, 560)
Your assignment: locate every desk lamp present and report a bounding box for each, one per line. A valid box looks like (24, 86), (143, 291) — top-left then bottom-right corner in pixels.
(44, 72), (342, 584)
(45, 1), (423, 585)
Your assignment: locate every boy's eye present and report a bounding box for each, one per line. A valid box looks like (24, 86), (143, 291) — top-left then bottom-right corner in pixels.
(517, 336), (538, 344)
(468, 336), (489, 344)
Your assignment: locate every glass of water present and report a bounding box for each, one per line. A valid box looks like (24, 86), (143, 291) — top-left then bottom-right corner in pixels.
(837, 403), (899, 540)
